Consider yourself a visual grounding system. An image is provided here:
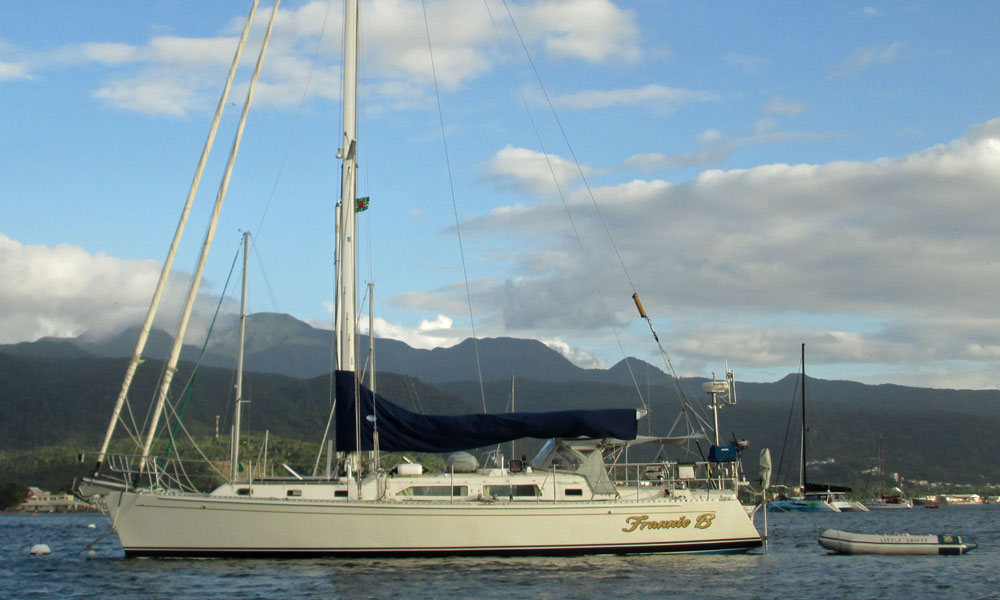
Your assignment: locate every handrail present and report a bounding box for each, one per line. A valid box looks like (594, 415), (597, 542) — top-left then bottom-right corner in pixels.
(608, 459), (741, 491)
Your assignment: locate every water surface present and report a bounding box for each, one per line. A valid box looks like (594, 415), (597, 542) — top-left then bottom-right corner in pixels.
(1, 505), (995, 599)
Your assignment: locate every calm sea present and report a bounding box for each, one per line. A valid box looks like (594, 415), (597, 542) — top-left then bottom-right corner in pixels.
(1, 505), (997, 599)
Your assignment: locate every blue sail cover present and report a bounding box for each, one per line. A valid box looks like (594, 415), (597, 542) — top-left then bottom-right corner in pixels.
(334, 370), (638, 453)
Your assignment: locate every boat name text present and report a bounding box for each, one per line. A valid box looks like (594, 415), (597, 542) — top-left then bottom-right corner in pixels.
(621, 512), (715, 533)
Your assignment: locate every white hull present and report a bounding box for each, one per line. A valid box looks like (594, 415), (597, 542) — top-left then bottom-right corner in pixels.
(83, 479), (761, 557)
(864, 500), (913, 509)
(833, 500), (869, 512)
(769, 490), (867, 513)
(767, 498), (839, 512)
(818, 529), (976, 555)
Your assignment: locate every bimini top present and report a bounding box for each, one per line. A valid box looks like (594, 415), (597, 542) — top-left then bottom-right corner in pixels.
(334, 370), (639, 453)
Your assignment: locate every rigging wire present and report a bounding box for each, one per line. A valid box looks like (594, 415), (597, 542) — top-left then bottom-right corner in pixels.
(251, 0), (336, 246)
(485, 0), (649, 414)
(773, 353), (805, 487)
(421, 0), (488, 414)
(163, 242), (242, 460)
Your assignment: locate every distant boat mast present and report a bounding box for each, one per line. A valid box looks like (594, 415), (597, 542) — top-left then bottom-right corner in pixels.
(800, 342), (807, 490)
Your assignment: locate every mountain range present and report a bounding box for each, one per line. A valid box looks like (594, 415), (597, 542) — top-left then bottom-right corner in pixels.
(4, 312), (662, 385)
(2, 312), (999, 491)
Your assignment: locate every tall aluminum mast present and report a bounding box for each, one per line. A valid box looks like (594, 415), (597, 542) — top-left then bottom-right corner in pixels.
(336, 0), (359, 375)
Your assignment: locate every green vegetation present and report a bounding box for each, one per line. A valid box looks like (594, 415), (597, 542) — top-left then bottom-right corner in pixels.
(0, 481), (28, 509)
(3, 347), (1000, 500)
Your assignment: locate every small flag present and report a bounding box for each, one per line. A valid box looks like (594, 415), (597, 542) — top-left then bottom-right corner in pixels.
(355, 197), (370, 212)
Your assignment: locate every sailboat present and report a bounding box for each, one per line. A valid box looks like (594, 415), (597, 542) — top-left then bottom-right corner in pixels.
(78, 0), (762, 556)
(863, 436), (912, 509)
(768, 344), (867, 513)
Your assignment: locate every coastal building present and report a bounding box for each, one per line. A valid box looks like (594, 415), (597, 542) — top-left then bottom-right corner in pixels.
(13, 487), (91, 513)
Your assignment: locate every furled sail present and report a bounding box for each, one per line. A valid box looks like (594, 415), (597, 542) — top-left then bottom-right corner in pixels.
(334, 370), (639, 453)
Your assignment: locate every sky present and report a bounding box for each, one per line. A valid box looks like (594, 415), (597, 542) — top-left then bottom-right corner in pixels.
(2, 1), (1000, 390)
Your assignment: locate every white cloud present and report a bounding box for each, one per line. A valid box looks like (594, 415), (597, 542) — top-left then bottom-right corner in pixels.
(0, 60), (31, 82)
(481, 145), (604, 196)
(542, 338), (605, 369)
(411, 117), (1000, 382)
(555, 84), (719, 114)
(623, 124), (834, 172)
(623, 147), (732, 171)
(832, 41), (905, 77)
(9, 0), (648, 117)
(517, 0), (641, 64)
(361, 314), (462, 350)
(764, 97), (805, 116)
(0, 234), (217, 345)
(79, 42), (144, 65)
(94, 75), (203, 117)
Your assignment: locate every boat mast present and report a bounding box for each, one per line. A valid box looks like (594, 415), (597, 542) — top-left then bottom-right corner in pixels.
(136, 0), (281, 477)
(799, 342), (807, 491)
(231, 232), (250, 482)
(91, 0), (259, 477)
(510, 374), (515, 462)
(336, 0), (359, 377)
(878, 434), (885, 497)
(369, 281), (379, 469)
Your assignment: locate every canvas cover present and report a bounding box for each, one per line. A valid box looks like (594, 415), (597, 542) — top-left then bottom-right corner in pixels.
(334, 370), (638, 453)
(708, 444), (739, 462)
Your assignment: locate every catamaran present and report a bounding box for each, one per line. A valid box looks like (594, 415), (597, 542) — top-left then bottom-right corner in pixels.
(78, 0), (762, 557)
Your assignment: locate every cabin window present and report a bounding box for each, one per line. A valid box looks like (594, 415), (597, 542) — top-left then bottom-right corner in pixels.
(287, 489), (303, 497)
(564, 488), (583, 497)
(397, 485), (468, 497)
(236, 488), (251, 496)
(484, 484), (540, 498)
(334, 490), (348, 498)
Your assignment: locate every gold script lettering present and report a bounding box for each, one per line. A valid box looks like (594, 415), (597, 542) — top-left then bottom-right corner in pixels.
(621, 512), (717, 533)
(694, 513), (716, 529)
(621, 514), (691, 533)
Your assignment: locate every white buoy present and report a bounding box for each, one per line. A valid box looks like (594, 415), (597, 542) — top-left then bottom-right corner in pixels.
(88, 550), (97, 558)
(87, 523), (96, 529)
(30, 544), (51, 555)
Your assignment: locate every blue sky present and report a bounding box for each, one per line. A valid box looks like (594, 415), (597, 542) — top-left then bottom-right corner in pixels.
(3, 1), (1000, 389)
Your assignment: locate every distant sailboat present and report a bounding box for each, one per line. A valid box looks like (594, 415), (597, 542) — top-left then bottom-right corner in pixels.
(769, 344), (867, 513)
(863, 436), (912, 509)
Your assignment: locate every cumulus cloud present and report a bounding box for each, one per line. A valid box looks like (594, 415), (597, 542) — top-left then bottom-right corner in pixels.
(541, 338), (605, 369)
(408, 118), (1000, 381)
(8, 0), (643, 117)
(360, 314), (462, 350)
(516, 0), (641, 64)
(0, 234), (220, 345)
(480, 145), (605, 196)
